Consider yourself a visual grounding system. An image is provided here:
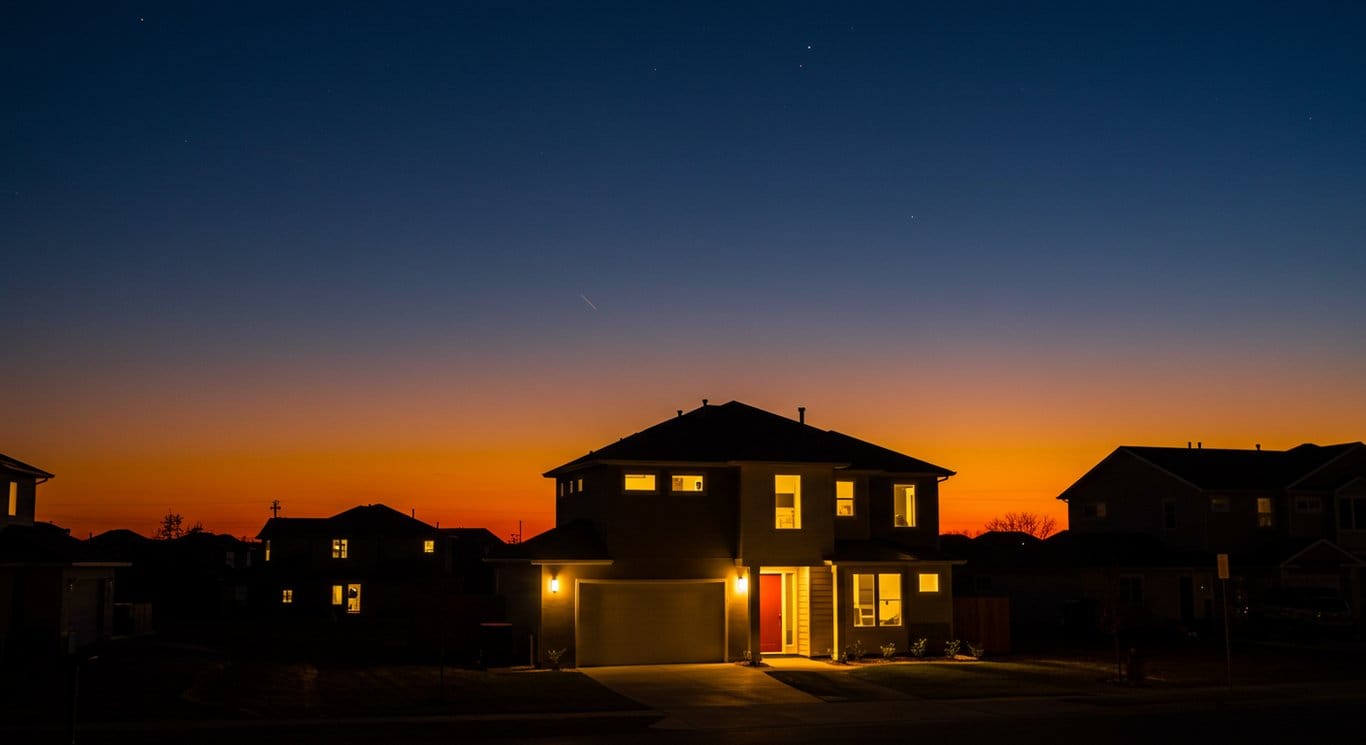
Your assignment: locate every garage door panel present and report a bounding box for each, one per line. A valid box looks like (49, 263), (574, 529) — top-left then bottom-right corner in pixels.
(578, 582), (724, 666)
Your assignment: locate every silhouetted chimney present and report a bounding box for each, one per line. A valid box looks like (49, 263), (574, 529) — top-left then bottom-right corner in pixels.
(798, 406), (806, 424)
(1198, 441), (1202, 449)
(1256, 443), (1261, 451)
(1187, 441), (1192, 449)
(677, 409), (683, 417)
(702, 398), (709, 407)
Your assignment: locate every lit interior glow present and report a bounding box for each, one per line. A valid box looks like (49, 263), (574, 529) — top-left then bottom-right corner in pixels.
(893, 484), (916, 527)
(671, 474), (704, 492)
(835, 480), (854, 516)
(423, 539), (435, 553)
(775, 474), (801, 529)
(549, 576), (560, 593)
(919, 572), (940, 593)
(624, 473), (656, 492)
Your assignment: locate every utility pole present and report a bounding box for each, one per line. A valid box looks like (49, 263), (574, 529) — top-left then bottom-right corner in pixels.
(269, 499), (282, 519)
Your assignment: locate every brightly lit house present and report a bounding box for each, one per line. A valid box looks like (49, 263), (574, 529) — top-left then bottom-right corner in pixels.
(490, 400), (958, 667)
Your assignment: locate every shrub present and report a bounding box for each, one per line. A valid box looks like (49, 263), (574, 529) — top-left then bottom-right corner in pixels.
(967, 642), (985, 659)
(545, 648), (566, 671)
(944, 639), (962, 658)
(880, 642), (897, 660)
(846, 639), (866, 662)
(909, 637), (928, 658)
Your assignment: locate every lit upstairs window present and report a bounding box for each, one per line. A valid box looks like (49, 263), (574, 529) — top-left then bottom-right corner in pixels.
(332, 538), (348, 558)
(6, 482), (15, 517)
(423, 539), (435, 554)
(671, 475), (705, 492)
(624, 473), (657, 492)
(893, 484), (916, 527)
(775, 475), (801, 529)
(836, 480), (855, 516)
(281, 589), (294, 604)
(264, 540), (271, 562)
(919, 573), (940, 592)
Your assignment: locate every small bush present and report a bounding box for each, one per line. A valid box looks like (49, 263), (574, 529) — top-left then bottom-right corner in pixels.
(846, 640), (866, 663)
(545, 648), (566, 671)
(944, 639), (962, 658)
(880, 642), (897, 660)
(909, 638), (928, 658)
(966, 642), (985, 659)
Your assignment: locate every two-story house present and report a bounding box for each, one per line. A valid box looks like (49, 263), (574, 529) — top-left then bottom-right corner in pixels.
(1, 453), (126, 665)
(1058, 442), (1366, 630)
(256, 504), (503, 656)
(491, 401), (957, 667)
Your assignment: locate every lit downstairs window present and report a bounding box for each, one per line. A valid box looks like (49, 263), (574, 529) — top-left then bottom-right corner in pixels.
(6, 482), (15, 517)
(775, 475), (801, 529)
(624, 473), (657, 492)
(346, 584), (362, 614)
(671, 474), (705, 492)
(332, 585), (344, 606)
(332, 538), (348, 558)
(893, 484), (916, 527)
(836, 480), (854, 517)
(281, 589), (294, 604)
(853, 573), (902, 627)
(919, 573), (940, 593)
(423, 539), (435, 554)
(1257, 498), (1274, 527)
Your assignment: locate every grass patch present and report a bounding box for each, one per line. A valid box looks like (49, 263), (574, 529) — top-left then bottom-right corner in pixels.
(852, 660), (1113, 699)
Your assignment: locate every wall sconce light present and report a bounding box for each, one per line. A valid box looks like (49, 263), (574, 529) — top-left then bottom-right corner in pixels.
(549, 576), (560, 593)
(735, 573), (748, 593)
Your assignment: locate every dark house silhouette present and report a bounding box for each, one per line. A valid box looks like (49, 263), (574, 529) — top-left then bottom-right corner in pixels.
(1048, 442), (1366, 634)
(492, 400), (958, 667)
(256, 504), (502, 656)
(0, 454), (127, 665)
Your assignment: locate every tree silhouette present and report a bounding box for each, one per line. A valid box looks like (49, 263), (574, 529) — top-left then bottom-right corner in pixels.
(155, 511), (185, 540)
(982, 511), (1058, 539)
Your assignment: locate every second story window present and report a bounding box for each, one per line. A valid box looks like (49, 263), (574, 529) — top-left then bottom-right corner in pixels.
(671, 475), (705, 492)
(332, 538), (348, 559)
(6, 481), (15, 517)
(1082, 502), (1107, 519)
(1256, 498), (1274, 528)
(264, 540), (271, 562)
(1340, 497), (1366, 530)
(423, 539), (435, 554)
(836, 480), (854, 517)
(624, 473), (657, 492)
(1210, 497), (1230, 512)
(893, 484), (916, 527)
(1294, 497), (1322, 513)
(281, 589), (293, 604)
(775, 475), (801, 529)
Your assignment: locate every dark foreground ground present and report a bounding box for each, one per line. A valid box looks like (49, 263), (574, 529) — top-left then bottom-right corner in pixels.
(3, 635), (1364, 744)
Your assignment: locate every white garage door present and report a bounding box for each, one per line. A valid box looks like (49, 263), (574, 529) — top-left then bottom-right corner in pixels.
(577, 581), (726, 666)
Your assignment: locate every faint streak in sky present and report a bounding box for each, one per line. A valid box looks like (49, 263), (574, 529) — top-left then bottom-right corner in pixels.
(579, 294), (598, 311)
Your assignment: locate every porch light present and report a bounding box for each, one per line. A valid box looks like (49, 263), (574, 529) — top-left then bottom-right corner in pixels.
(549, 576), (560, 593)
(735, 573), (748, 593)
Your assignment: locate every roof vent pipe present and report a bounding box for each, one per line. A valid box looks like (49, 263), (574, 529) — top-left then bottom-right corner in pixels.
(677, 409), (683, 417)
(1198, 441), (1202, 449)
(1187, 441), (1192, 449)
(702, 399), (708, 407)
(1256, 443), (1261, 451)
(798, 406), (806, 424)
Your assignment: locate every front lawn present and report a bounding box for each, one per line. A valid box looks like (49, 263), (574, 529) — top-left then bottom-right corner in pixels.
(851, 659), (1113, 699)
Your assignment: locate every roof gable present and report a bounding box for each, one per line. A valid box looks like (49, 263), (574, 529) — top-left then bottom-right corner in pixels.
(0, 452), (54, 479)
(1062, 443), (1362, 498)
(546, 401), (953, 477)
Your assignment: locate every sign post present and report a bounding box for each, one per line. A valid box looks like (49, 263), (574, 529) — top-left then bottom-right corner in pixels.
(1217, 553), (1232, 692)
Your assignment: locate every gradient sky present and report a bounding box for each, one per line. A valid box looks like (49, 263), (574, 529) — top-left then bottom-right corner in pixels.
(4, 2), (1364, 541)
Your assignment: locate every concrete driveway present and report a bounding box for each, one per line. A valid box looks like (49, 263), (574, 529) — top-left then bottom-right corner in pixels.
(583, 662), (823, 710)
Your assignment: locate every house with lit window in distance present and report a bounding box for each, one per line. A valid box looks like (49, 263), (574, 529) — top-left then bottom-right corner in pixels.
(490, 400), (958, 667)
(256, 504), (503, 654)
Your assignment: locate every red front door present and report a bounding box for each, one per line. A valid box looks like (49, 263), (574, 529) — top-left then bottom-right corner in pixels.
(760, 574), (783, 653)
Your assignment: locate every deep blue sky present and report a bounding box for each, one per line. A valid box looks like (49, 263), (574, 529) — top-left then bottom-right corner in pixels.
(4, 2), (1365, 536)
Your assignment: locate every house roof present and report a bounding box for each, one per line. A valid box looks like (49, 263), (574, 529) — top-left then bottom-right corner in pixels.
(257, 504), (435, 539)
(0, 523), (125, 565)
(545, 401), (954, 477)
(833, 539), (948, 562)
(1060, 442), (1362, 499)
(486, 520), (610, 563)
(0, 452), (54, 479)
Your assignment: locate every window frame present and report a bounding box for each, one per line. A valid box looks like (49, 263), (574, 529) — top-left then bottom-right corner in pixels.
(774, 474), (802, 530)
(623, 473), (658, 493)
(1256, 497), (1274, 528)
(281, 588), (294, 604)
(331, 538), (349, 559)
(852, 572), (903, 627)
(835, 480), (855, 517)
(918, 572), (940, 593)
(892, 483), (917, 527)
(670, 474), (706, 493)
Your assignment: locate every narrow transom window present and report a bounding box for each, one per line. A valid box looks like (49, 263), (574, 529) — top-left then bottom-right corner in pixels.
(671, 475), (705, 492)
(775, 475), (801, 529)
(893, 484), (916, 527)
(836, 480), (855, 516)
(624, 473), (657, 492)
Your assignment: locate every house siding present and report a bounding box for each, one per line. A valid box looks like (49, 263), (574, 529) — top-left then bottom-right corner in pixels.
(808, 564), (833, 657)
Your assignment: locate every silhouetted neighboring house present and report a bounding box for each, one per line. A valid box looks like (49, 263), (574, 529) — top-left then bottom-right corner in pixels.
(256, 505), (503, 654)
(87, 529), (256, 631)
(490, 400), (958, 667)
(1054, 442), (1366, 633)
(0, 454), (126, 665)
